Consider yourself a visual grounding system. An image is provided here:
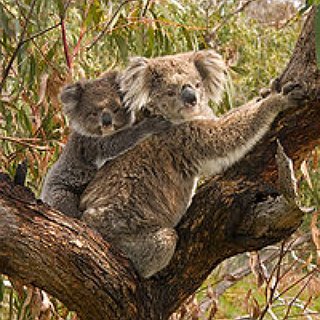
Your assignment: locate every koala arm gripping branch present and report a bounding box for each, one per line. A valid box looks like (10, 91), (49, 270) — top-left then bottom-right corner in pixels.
(97, 117), (172, 162)
(188, 84), (306, 177)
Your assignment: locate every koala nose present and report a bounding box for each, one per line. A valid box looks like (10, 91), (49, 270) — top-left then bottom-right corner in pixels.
(181, 85), (197, 105)
(101, 112), (113, 127)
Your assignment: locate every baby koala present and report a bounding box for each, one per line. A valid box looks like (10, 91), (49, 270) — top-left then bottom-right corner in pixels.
(41, 71), (171, 218)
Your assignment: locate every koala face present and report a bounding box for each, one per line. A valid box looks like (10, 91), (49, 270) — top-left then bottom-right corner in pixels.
(60, 71), (134, 137)
(119, 50), (227, 123)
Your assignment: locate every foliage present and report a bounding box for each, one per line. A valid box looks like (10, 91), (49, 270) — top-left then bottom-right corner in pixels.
(0, 0), (319, 319)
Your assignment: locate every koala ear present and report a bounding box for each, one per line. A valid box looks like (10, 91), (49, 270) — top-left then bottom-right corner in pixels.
(60, 82), (85, 118)
(118, 57), (150, 111)
(193, 50), (227, 104)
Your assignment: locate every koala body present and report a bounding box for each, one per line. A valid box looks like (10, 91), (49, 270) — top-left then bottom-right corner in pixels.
(40, 71), (171, 218)
(80, 76), (306, 278)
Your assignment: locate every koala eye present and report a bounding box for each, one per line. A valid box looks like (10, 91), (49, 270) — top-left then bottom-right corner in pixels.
(167, 90), (176, 97)
(195, 82), (201, 89)
(90, 111), (99, 118)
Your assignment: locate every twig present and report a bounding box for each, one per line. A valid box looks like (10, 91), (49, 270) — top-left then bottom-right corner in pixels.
(259, 241), (286, 319)
(31, 39), (64, 79)
(58, 0), (73, 70)
(284, 311), (320, 319)
(141, 0), (152, 18)
(71, 0), (94, 59)
(205, 0), (258, 44)
(0, 0), (37, 93)
(0, 136), (49, 151)
(21, 22), (62, 44)
(18, 286), (33, 320)
(283, 273), (314, 319)
(86, 0), (137, 51)
(211, 234), (311, 299)
(61, 19), (72, 70)
(274, 269), (316, 301)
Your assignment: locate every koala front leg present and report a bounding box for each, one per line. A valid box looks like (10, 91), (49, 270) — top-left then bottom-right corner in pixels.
(120, 227), (177, 278)
(97, 116), (172, 162)
(198, 82), (307, 176)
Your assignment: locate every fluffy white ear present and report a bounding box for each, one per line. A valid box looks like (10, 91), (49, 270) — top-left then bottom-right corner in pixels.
(60, 81), (85, 119)
(118, 57), (150, 111)
(193, 50), (227, 104)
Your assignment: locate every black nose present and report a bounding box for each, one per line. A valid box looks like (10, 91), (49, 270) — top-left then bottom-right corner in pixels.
(101, 112), (113, 127)
(181, 86), (197, 105)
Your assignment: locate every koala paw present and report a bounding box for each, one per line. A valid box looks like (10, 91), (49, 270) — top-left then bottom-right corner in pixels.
(141, 116), (172, 134)
(271, 77), (282, 93)
(282, 81), (308, 107)
(258, 78), (281, 101)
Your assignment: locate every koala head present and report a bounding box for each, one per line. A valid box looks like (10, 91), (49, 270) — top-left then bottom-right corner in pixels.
(60, 71), (134, 137)
(119, 50), (227, 123)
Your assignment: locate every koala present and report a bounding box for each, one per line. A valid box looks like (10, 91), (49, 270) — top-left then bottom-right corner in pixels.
(40, 71), (172, 219)
(80, 50), (307, 279)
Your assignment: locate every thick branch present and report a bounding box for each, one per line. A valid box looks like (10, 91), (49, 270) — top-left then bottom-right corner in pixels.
(148, 7), (320, 318)
(0, 7), (319, 320)
(0, 174), (142, 320)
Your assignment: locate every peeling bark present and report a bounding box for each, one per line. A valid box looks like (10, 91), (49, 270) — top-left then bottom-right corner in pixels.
(0, 7), (319, 320)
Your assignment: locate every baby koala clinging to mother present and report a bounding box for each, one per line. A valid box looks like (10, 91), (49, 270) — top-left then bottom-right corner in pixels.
(40, 71), (172, 219)
(41, 49), (220, 219)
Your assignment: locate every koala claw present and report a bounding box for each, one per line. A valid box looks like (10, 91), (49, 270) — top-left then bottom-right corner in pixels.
(271, 77), (282, 93)
(142, 116), (172, 134)
(259, 88), (271, 99)
(258, 78), (281, 101)
(282, 82), (302, 95)
(282, 82), (308, 106)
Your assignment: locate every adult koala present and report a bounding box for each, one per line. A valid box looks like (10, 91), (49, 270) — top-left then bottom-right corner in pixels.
(80, 50), (306, 278)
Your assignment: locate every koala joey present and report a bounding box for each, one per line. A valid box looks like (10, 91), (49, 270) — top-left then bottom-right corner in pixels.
(40, 71), (172, 218)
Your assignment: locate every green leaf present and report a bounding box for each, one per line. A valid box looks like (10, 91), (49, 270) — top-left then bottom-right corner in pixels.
(115, 35), (128, 62)
(0, 5), (13, 36)
(56, 0), (65, 17)
(315, 5), (320, 69)
(0, 275), (4, 302)
(85, 0), (103, 26)
(229, 65), (248, 76)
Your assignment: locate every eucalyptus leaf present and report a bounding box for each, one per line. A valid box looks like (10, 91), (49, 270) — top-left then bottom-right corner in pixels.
(0, 275), (4, 302)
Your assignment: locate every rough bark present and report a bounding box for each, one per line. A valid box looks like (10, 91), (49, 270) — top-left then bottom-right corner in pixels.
(0, 7), (319, 320)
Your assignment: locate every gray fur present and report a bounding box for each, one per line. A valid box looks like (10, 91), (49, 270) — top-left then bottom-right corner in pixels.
(118, 50), (226, 123)
(41, 71), (171, 218)
(81, 62), (306, 277)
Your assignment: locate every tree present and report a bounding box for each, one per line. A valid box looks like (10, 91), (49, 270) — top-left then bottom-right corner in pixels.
(0, 4), (319, 320)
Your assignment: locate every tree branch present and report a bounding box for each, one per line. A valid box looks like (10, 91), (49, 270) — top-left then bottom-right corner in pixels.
(86, 0), (138, 51)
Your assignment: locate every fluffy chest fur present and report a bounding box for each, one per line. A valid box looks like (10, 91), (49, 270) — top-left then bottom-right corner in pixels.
(80, 132), (198, 235)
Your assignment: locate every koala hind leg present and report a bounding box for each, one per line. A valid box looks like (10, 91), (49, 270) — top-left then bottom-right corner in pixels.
(121, 227), (177, 279)
(42, 187), (82, 219)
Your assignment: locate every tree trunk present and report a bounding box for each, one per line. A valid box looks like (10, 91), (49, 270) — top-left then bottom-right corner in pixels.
(0, 7), (319, 320)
